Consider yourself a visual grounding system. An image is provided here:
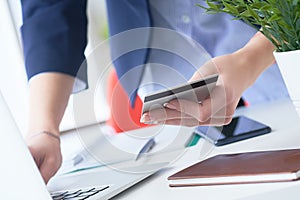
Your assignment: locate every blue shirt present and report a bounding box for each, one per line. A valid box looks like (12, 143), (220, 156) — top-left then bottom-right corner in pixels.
(138, 0), (289, 105)
(20, 0), (288, 106)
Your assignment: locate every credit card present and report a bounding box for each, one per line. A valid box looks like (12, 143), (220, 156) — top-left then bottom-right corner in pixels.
(142, 74), (218, 113)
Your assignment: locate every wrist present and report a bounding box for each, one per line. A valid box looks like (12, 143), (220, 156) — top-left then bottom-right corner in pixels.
(232, 33), (275, 85)
(29, 131), (60, 142)
(27, 127), (60, 139)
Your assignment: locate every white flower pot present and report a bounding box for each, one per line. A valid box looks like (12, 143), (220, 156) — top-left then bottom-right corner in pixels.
(274, 50), (300, 118)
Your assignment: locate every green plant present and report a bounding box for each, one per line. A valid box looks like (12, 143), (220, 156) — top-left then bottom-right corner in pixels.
(198, 0), (300, 52)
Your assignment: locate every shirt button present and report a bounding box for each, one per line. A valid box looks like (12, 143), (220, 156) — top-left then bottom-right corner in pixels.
(182, 15), (191, 24)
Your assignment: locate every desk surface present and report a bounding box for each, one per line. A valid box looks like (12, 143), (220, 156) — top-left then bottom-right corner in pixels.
(108, 98), (300, 200)
(59, 98), (300, 200)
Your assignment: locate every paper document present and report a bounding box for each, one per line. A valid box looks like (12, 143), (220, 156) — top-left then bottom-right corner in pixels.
(58, 125), (195, 175)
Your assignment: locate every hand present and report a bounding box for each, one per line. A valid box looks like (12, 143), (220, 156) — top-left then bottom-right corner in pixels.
(26, 132), (62, 184)
(140, 53), (263, 126)
(25, 73), (74, 183)
(140, 32), (275, 126)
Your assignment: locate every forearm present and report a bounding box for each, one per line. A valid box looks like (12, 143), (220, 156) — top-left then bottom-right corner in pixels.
(233, 32), (276, 86)
(27, 73), (75, 137)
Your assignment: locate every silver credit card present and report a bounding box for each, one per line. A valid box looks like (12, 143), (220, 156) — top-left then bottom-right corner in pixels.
(142, 74), (218, 113)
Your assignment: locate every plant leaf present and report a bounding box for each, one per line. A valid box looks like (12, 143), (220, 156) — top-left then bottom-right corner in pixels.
(199, 0), (300, 51)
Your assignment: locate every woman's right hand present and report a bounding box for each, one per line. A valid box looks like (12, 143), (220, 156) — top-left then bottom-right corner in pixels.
(140, 32), (276, 127)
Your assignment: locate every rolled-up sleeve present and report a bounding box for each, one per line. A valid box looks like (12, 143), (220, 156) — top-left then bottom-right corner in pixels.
(20, 0), (88, 92)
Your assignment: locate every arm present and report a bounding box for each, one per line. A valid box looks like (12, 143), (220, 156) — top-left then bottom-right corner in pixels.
(20, 0), (88, 183)
(141, 32), (275, 126)
(26, 73), (74, 183)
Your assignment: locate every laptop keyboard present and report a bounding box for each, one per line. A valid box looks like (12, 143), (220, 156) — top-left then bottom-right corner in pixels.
(51, 185), (110, 200)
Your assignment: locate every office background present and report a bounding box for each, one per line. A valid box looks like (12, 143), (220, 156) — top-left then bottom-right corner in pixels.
(0, 0), (112, 136)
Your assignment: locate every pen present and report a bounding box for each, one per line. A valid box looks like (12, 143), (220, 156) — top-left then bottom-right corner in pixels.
(73, 150), (88, 166)
(73, 154), (84, 166)
(135, 138), (156, 161)
(185, 132), (201, 147)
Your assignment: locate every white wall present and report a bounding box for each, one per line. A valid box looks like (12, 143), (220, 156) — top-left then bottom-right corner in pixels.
(0, 0), (111, 136)
(0, 0), (29, 135)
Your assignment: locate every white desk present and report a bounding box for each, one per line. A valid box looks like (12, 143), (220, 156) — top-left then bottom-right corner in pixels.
(106, 98), (300, 200)
(59, 98), (300, 200)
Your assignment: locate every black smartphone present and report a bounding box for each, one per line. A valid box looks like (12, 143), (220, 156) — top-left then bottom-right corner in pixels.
(195, 116), (271, 146)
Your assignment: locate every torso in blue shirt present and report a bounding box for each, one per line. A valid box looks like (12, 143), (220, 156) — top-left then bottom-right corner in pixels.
(21, 0), (288, 107)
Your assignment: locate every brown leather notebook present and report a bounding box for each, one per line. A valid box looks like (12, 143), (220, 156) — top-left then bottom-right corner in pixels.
(168, 148), (300, 187)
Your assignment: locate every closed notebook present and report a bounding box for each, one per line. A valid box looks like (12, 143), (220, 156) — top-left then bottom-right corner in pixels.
(168, 148), (300, 187)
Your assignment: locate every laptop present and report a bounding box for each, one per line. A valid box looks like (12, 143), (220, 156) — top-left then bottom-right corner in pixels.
(0, 91), (192, 200)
